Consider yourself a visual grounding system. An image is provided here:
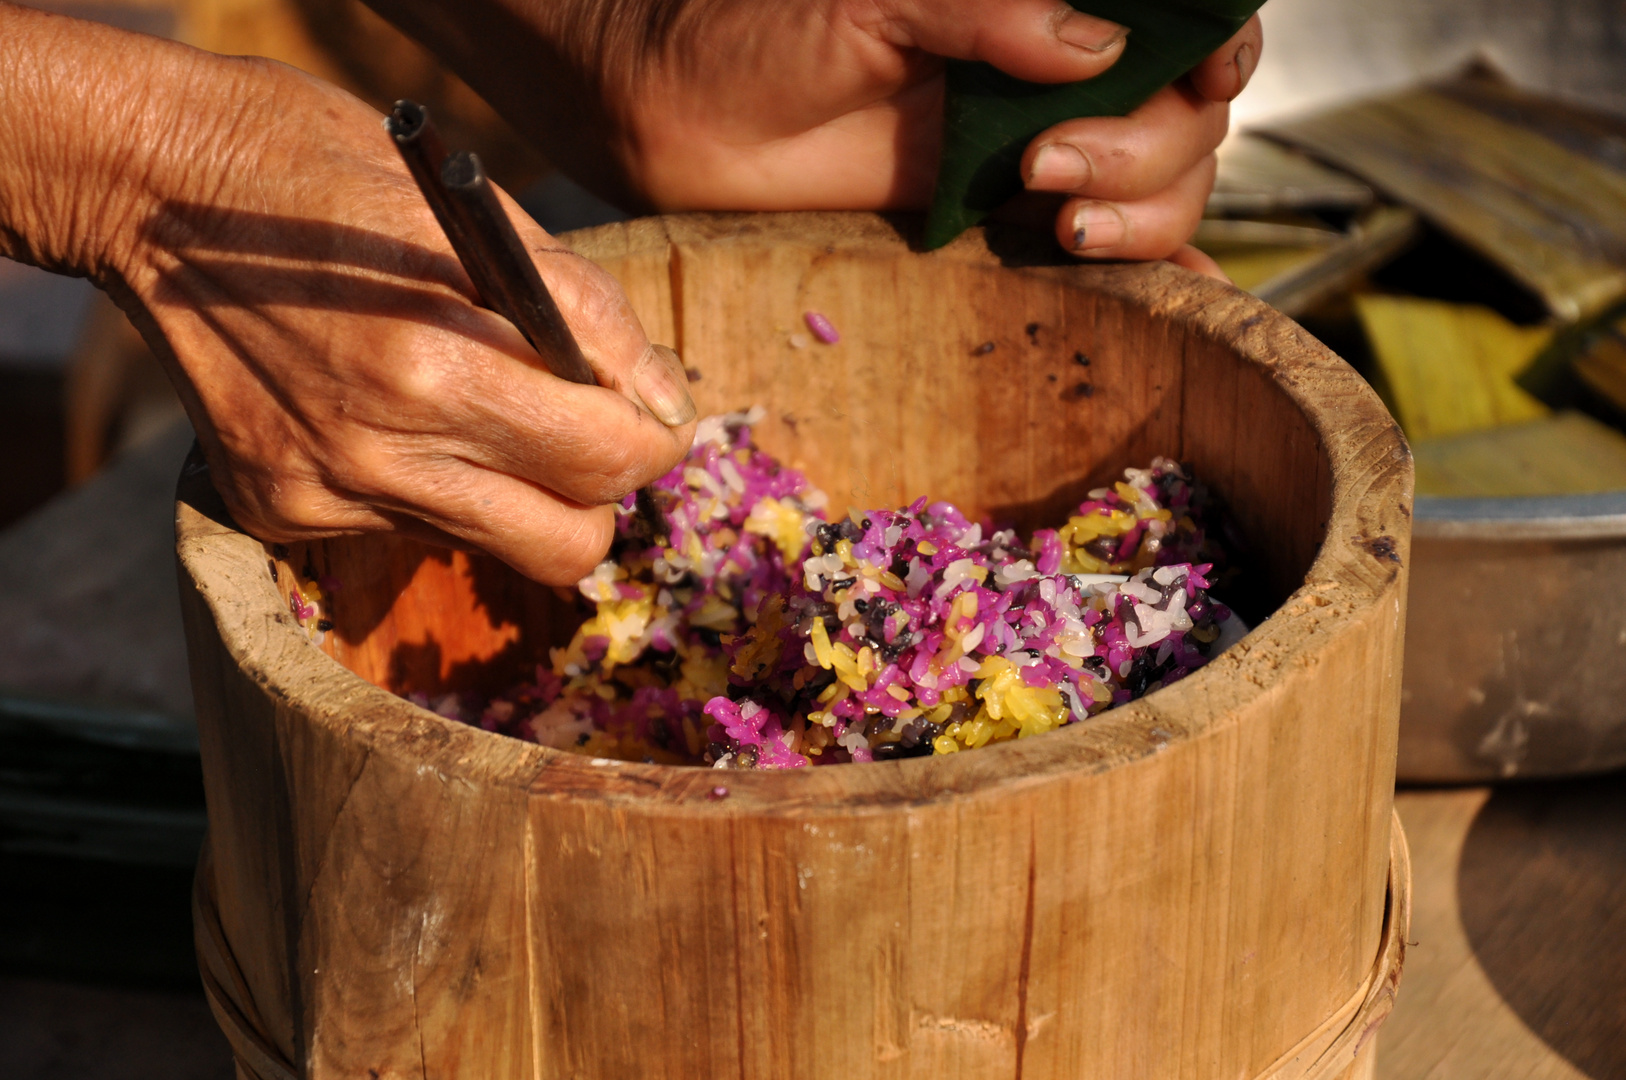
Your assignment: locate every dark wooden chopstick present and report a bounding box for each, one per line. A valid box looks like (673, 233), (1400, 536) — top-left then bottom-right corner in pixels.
(384, 100), (596, 386)
(384, 99), (669, 544)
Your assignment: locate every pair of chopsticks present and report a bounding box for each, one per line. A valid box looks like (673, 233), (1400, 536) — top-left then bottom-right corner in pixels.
(384, 100), (668, 543)
(386, 100), (594, 384)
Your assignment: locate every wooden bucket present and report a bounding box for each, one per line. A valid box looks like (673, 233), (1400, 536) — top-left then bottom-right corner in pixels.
(177, 213), (1412, 1080)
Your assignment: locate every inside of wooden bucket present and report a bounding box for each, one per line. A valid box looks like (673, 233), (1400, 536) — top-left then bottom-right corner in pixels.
(274, 248), (1331, 719)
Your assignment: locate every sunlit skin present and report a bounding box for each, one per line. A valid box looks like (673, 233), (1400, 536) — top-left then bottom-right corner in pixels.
(0, 0), (1260, 582)
(0, 5), (695, 584)
(366, 0), (1261, 270)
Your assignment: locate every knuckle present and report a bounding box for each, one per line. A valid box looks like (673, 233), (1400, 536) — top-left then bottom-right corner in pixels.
(536, 510), (616, 586)
(388, 351), (455, 403)
(263, 484), (334, 533)
(223, 480), (320, 540)
(548, 258), (634, 342)
(572, 266), (625, 321)
(571, 426), (665, 505)
(322, 437), (397, 498)
(219, 493), (281, 542)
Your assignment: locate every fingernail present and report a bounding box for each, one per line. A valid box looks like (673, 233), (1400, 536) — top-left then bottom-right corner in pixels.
(1069, 202), (1127, 253)
(1027, 143), (1093, 191)
(1054, 12), (1128, 53)
(1233, 42), (1258, 95)
(634, 343), (697, 427)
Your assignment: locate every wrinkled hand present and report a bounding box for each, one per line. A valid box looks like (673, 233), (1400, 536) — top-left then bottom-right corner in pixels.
(106, 50), (696, 582)
(368, 0), (1260, 272)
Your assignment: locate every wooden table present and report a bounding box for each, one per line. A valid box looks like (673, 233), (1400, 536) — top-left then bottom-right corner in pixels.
(1378, 780), (1626, 1079)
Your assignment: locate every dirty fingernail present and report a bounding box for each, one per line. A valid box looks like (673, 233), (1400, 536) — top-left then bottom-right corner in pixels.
(1233, 42), (1258, 95)
(634, 344), (697, 427)
(1054, 12), (1128, 53)
(1027, 142), (1093, 191)
(1070, 202), (1127, 253)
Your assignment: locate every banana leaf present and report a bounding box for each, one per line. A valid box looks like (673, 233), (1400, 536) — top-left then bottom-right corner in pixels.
(925, 0), (1266, 250)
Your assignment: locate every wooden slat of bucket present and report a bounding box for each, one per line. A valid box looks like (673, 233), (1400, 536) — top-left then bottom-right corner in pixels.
(195, 813), (1410, 1080)
(180, 491), (547, 1073)
(177, 213), (1411, 1078)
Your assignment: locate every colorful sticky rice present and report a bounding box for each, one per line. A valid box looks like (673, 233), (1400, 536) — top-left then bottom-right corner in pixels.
(409, 410), (1243, 768)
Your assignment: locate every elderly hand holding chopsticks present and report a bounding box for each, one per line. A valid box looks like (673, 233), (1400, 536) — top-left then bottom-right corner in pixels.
(0, 2), (696, 585)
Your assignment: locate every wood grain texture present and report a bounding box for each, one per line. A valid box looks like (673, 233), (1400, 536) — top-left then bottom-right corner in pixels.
(1258, 813), (1409, 1080)
(1379, 783), (1626, 1080)
(176, 213), (1412, 1079)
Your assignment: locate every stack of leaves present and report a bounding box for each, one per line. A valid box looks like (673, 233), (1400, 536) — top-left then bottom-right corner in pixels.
(1203, 71), (1626, 499)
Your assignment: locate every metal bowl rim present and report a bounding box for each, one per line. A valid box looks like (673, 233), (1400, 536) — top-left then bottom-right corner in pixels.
(1414, 491), (1626, 540)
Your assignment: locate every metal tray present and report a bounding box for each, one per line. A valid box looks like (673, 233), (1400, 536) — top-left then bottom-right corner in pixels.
(1402, 492), (1626, 781)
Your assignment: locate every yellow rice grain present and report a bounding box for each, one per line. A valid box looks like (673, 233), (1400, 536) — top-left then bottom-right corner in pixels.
(742, 496), (811, 561)
(810, 617), (834, 669)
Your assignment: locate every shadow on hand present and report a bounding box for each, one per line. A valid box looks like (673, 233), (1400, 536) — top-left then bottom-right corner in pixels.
(157, 203), (590, 699)
(139, 200), (476, 319)
(1459, 773), (1626, 1078)
(142, 198), (467, 276)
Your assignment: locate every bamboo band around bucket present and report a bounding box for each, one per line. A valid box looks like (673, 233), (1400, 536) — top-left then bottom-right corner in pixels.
(193, 842), (299, 1080)
(1256, 810), (1412, 1080)
(195, 813), (1411, 1080)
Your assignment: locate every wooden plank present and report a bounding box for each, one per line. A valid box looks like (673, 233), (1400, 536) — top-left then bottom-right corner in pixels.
(1208, 134), (1374, 217)
(1206, 247), (1330, 295)
(1191, 206), (1421, 316)
(1570, 313), (1626, 413)
(1253, 207), (1420, 318)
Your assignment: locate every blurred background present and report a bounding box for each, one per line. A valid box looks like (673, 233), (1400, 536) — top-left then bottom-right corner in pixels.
(1, 1), (1623, 1077)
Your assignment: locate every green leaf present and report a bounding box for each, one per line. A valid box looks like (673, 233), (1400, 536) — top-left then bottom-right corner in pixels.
(924, 0), (1267, 250)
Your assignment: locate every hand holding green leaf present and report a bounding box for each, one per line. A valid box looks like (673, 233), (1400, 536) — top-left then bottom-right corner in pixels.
(371, 0), (1260, 269)
(926, 0), (1268, 249)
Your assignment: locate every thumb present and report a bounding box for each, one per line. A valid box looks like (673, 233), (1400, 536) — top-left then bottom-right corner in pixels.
(498, 187), (697, 430)
(877, 0), (1129, 84)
